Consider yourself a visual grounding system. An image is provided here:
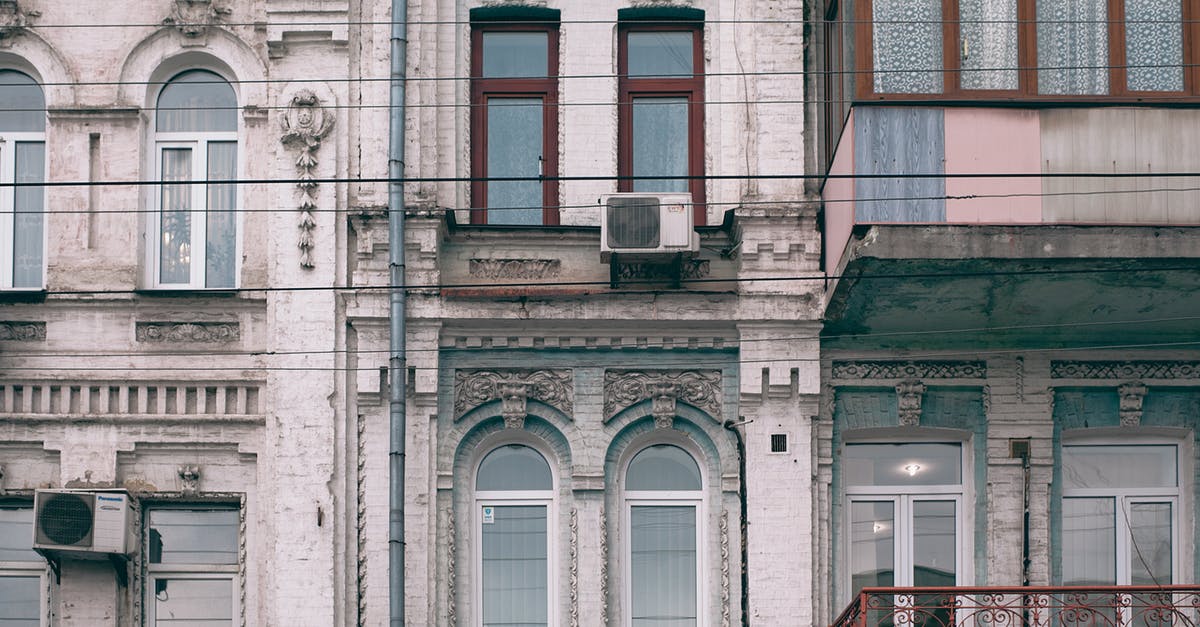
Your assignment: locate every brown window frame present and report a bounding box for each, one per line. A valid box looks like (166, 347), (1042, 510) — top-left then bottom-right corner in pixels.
(469, 22), (561, 225)
(617, 22), (707, 226)
(852, 0), (1199, 101)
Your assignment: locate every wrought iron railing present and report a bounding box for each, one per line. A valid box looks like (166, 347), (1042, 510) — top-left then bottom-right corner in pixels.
(832, 587), (1200, 627)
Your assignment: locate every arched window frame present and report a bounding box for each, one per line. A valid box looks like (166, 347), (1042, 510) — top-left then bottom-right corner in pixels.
(150, 69), (240, 289)
(0, 69), (47, 290)
(471, 436), (559, 627)
(619, 435), (707, 627)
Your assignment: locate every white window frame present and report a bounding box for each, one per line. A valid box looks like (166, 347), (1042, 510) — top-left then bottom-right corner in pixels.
(472, 442), (558, 627)
(151, 132), (239, 289)
(621, 442), (707, 627)
(0, 505), (49, 626)
(0, 131), (48, 290)
(143, 507), (240, 627)
(1061, 441), (1184, 585)
(842, 439), (973, 602)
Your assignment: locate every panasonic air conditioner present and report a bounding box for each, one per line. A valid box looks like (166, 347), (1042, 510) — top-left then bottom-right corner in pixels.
(33, 489), (133, 556)
(600, 193), (699, 261)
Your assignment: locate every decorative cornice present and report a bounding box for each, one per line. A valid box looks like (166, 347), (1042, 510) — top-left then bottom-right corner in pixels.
(832, 360), (987, 380)
(281, 89), (335, 268)
(135, 321), (239, 343)
(162, 0), (230, 44)
(1051, 361), (1200, 380)
(1118, 382), (1148, 427)
(469, 258), (561, 280)
(604, 370), (722, 421)
(0, 321), (45, 341)
(453, 370), (573, 420)
(895, 380), (926, 427)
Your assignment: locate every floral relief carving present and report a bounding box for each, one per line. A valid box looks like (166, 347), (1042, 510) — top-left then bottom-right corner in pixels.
(599, 506), (609, 626)
(896, 380), (926, 426)
(453, 370), (573, 421)
(569, 507), (579, 627)
(447, 514), (457, 626)
(1118, 381), (1148, 427)
(136, 321), (239, 343)
(832, 360), (987, 380)
(0, 1), (34, 46)
(468, 258), (562, 280)
(281, 90), (335, 268)
(1051, 361), (1200, 380)
(604, 370), (722, 421)
(163, 0), (230, 42)
(0, 321), (46, 341)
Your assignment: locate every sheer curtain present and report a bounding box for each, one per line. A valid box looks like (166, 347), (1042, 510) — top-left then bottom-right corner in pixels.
(1037, 0), (1108, 94)
(960, 0), (1019, 90)
(872, 0), (943, 93)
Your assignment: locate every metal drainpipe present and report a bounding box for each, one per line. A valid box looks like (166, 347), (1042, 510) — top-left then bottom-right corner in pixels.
(388, 0), (408, 624)
(723, 419), (751, 627)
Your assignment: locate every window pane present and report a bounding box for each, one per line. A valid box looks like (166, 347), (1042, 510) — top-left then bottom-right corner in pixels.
(631, 505), (697, 627)
(481, 505), (547, 627)
(476, 445), (552, 491)
(912, 501), (956, 586)
(13, 141), (44, 288)
(1130, 502), (1172, 585)
(0, 576), (39, 625)
(1062, 445), (1176, 489)
(1037, 0), (1109, 94)
(872, 0), (943, 93)
(206, 142), (237, 288)
(0, 70), (45, 132)
(160, 149), (193, 284)
(1125, 0), (1183, 92)
(0, 508), (37, 562)
(482, 32), (548, 78)
(632, 97), (689, 194)
(627, 32), (694, 78)
(844, 443), (961, 487)
(1062, 497), (1116, 585)
(850, 501), (895, 592)
(148, 510), (238, 565)
(960, 0), (1019, 90)
(152, 578), (233, 626)
(157, 70), (238, 133)
(485, 97), (543, 225)
(627, 444), (702, 491)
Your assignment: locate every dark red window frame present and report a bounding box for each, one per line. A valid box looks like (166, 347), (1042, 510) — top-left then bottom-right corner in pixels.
(469, 22), (560, 225)
(617, 22), (707, 226)
(848, 0), (1200, 101)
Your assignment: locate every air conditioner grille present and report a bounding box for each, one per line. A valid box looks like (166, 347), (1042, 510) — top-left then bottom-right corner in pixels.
(606, 196), (660, 249)
(36, 492), (94, 547)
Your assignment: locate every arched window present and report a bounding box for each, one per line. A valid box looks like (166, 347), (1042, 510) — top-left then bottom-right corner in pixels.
(154, 69), (238, 288)
(624, 443), (703, 626)
(0, 70), (46, 289)
(474, 443), (554, 627)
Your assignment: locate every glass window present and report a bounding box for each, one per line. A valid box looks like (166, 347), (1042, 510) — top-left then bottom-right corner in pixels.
(0, 506), (42, 626)
(154, 70), (238, 289)
(0, 70), (46, 290)
(625, 444), (703, 626)
(959, 0), (1019, 90)
(1125, 0), (1183, 92)
(475, 444), (554, 627)
(619, 25), (706, 218)
(844, 442), (965, 597)
(1036, 0), (1109, 94)
(872, 0), (943, 93)
(1061, 444), (1178, 585)
(146, 507), (239, 627)
(470, 26), (559, 225)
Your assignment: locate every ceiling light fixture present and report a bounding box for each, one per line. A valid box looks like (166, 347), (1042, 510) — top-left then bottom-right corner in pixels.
(904, 463), (922, 476)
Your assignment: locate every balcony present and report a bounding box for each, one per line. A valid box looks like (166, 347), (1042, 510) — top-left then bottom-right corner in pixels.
(832, 587), (1200, 627)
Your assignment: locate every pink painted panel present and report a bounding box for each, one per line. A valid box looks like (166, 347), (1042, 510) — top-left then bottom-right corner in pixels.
(944, 109), (1042, 223)
(823, 111), (855, 277)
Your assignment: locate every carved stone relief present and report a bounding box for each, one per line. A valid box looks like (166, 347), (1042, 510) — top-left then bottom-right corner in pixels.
(162, 0), (230, 43)
(1118, 381), (1148, 427)
(720, 511), (731, 627)
(895, 380), (926, 427)
(0, 1), (34, 46)
(453, 370), (573, 421)
(599, 506), (608, 626)
(832, 360), (987, 380)
(447, 514), (457, 626)
(177, 465), (201, 495)
(604, 370), (722, 421)
(136, 321), (239, 343)
(614, 259), (710, 281)
(281, 90), (335, 268)
(569, 507), (579, 627)
(0, 321), (46, 341)
(468, 258), (562, 280)
(1051, 361), (1200, 380)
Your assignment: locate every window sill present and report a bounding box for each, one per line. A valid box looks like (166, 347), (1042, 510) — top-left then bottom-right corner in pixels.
(135, 288), (241, 298)
(0, 289), (47, 304)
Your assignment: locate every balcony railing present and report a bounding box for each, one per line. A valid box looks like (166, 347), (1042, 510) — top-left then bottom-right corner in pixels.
(832, 587), (1200, 627)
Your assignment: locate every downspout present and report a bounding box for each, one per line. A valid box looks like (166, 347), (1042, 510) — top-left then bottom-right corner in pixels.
(388, 0), (408, 625)
(724, 419), (751, 627)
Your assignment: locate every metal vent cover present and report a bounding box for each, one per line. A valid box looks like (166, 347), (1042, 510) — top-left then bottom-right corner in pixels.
(36, 492), (95, 547)
(605, 195), (661, 249)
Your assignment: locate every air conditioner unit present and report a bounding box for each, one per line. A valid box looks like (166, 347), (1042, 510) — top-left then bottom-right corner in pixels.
(33, 489), (133, 556)
(600, 193), (699, 261)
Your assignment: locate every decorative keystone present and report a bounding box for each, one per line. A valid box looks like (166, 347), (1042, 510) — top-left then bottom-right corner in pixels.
(177, 465), (201, 495)
(1118, 381), (1148, 427)
(896, 380), (926, 426)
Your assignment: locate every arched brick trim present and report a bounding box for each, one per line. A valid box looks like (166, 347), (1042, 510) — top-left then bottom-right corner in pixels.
(0, 33), (78, 107)
(117, 28), (267, 110)
(605, 399), (737, 477)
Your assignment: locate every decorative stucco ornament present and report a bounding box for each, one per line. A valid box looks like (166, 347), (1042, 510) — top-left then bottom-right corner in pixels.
(499, 382), (528, 430)
(1118, 381), (1148, 427)
(281, 90), (335, 268)
(163, 0), (230, 43)
(453, 370), (573, 420)
(604, 370), (722, 422)
(895, 380), (926, 426)
(650, 382), (678, 429)
(177, 465), (201, 496)
(0, 1), (34, 47)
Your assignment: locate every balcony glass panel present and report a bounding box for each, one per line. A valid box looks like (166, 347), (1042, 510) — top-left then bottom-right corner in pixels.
(850, 501), (895, 592)
(960, 0), (1019, 90)
(1130, 502), (1172, 585)
(1037, 0), (1109, 94)
(1125, 0), (1183, 92)
(1062, 497), (1116, 585)
(872, 0), (943, 93)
